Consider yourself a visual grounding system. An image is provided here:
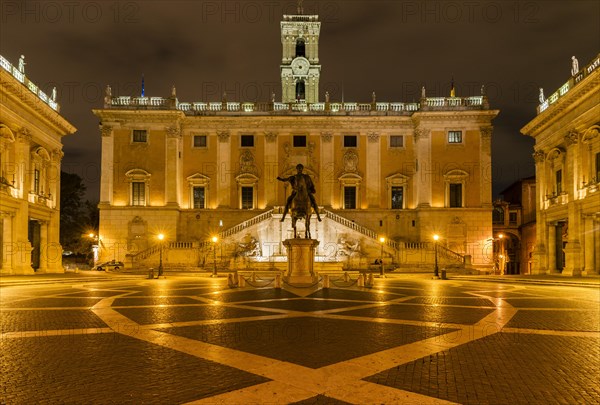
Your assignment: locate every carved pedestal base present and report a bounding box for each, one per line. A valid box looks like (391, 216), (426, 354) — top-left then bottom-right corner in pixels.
(283, 238), (319, 284)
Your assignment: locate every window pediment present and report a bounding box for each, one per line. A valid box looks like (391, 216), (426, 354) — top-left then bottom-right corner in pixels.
(235, 173), (259, 185)
(125, 169), (151, 181)
(186, 173), (210, 186)
(546, 148), (564, 161)
(0, 125), (15, 143)
(443, 169), (469, 181)
(386, 173), (409, 186)
(32, 146), (50, 162)
(339, 173), (362, 186)
(582, 125), (599, 143)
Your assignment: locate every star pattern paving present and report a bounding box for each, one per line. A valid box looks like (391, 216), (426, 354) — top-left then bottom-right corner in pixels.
(1, 275), (599, 404)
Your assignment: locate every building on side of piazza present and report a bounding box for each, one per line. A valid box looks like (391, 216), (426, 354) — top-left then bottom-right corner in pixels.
(492, 177), (536, 275)
(521, 53), (600, 276)
(0, 55), (76, 274)
(93, 11), (499, 272)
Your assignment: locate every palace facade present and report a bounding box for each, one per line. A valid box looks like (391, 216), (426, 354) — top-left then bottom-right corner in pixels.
(0, 55), (76, 274)
(94, 11), (498, 271)
(521, 53), (600, 276)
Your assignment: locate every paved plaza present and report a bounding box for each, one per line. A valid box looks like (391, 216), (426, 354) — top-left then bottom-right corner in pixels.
(1, 273), (599, 404)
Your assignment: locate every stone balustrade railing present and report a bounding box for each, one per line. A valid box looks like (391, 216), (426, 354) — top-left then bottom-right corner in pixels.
(106, 95), (487, 114)
(538, 53), (600, 114)
(0, 54), (60, 112)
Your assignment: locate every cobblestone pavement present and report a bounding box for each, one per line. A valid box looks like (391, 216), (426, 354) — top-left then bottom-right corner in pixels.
(1, 274), (598, 404)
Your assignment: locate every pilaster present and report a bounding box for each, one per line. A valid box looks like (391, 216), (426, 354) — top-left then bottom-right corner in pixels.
(366, 132), (381, 207)
(414, 128), (432, 207)
(480, 126), (493, 207)
(217, 130), (231, 207)
(165, 124), (181, 206)
(264, 132), (278, 206)
(100, 125), (114, 204)
(320, 132), (333, 206)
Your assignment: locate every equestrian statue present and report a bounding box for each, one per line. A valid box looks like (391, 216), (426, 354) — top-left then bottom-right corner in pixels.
(277, 164), (322, 239)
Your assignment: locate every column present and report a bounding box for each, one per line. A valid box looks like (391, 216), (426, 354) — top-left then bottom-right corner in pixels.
(165, 124), (181, 206)
(37, 221), (48, 273)
(100, 125), (114, 204)
(14, 130), (34, 274)
(0, 213), (14, 273)
(217, 131), (231, 207)
(414, 128), (431, 207)
(531, 150), (547, 274)
(366, 132), (381, 207)
(582, 215), (597, 275)
(547, 223), (556, 274)
(562, 132), (582, 276)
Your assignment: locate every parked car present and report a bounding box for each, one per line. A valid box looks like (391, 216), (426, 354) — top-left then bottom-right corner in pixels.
(93, 260), (124, 271)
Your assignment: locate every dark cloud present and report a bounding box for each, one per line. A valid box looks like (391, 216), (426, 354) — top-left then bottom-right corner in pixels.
(1, 0), (597, 200)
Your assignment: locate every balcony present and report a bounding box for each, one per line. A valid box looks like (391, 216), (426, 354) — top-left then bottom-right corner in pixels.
(544, 192), (568, 209)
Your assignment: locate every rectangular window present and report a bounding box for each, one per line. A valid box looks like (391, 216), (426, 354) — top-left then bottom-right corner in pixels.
(595, 152), (600, 181)
(193, 135), (207, 148)
(241, 187), (254, 209)
(509, 212), (518, 224)
(449, 183), (462, 207)
(241, 135), (254, 147)
(131, 182), (145, 206)
(293, 135), (307, 147)
(34, 169), (40, 194)
(133, 130), (147, 143)
(390, 135), (404, 148)
(556, 169), (562, 194)
(344, 186), (357, 209)
(193, 187), (205, 209)
(391, 186), (403, 209)
(448, 130), (463, 143)
(344, 135), (358, 148)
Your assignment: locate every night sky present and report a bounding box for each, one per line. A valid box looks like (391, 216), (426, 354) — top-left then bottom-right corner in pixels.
(2, 0), (599, 201)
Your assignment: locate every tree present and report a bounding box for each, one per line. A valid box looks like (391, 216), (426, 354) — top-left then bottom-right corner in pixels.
(60, 172), (88, 253)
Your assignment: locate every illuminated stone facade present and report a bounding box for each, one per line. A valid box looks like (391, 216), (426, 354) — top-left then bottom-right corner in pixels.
(0, 55), (76, 274)
(93, 12), (498, 271)
(521, 54), (600, 276)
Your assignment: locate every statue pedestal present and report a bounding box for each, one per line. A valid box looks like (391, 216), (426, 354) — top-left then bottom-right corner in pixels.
(283, 238), (319, 284)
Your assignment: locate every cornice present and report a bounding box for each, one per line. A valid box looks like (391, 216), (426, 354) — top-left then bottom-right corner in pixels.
(521, 71), (599, 137)
(1, 70), (76, 136)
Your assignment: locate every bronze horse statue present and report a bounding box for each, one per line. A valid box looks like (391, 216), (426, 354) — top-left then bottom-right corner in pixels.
(290, 174), (312, 239)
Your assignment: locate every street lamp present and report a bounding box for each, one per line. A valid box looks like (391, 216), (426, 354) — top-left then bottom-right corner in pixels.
(157, 233), (165, 277)
(433, 234), (440, 278)
(498, 233), (505, 275)
(211, 236), (218, 277)
(379, 236), (386, 277)
(88, 233), (99, 265)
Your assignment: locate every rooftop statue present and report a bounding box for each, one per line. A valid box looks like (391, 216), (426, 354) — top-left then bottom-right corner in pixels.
(571, 56), (579, 76)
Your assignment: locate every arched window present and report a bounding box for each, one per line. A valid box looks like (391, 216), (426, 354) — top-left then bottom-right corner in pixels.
(296, 80), (305, 101)
(295, 39), (306, 57)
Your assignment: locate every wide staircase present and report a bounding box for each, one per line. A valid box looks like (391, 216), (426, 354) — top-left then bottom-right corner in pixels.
(128, 207), (467, 273)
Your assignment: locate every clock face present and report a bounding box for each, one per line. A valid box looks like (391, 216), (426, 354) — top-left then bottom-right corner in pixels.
(291, 57), (310, 75)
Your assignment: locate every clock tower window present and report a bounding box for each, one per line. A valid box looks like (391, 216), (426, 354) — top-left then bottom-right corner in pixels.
(296, 80), (306, 101)
(296, 39), (306, 58)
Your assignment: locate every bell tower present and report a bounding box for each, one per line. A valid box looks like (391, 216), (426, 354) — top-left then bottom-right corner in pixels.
(280, 2), (321, 103)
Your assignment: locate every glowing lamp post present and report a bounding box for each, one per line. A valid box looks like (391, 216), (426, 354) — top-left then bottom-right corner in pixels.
(498, 233), (505, 275)
(211, 236), (219, 277)
(88, 233), (99, 265)
(157, 233), (165, 277)
(433, 234), (440, 278)
(379, 236), (386, 277)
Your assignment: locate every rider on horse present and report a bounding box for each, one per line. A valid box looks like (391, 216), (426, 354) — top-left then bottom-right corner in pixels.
(277, 164), (322, 222)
